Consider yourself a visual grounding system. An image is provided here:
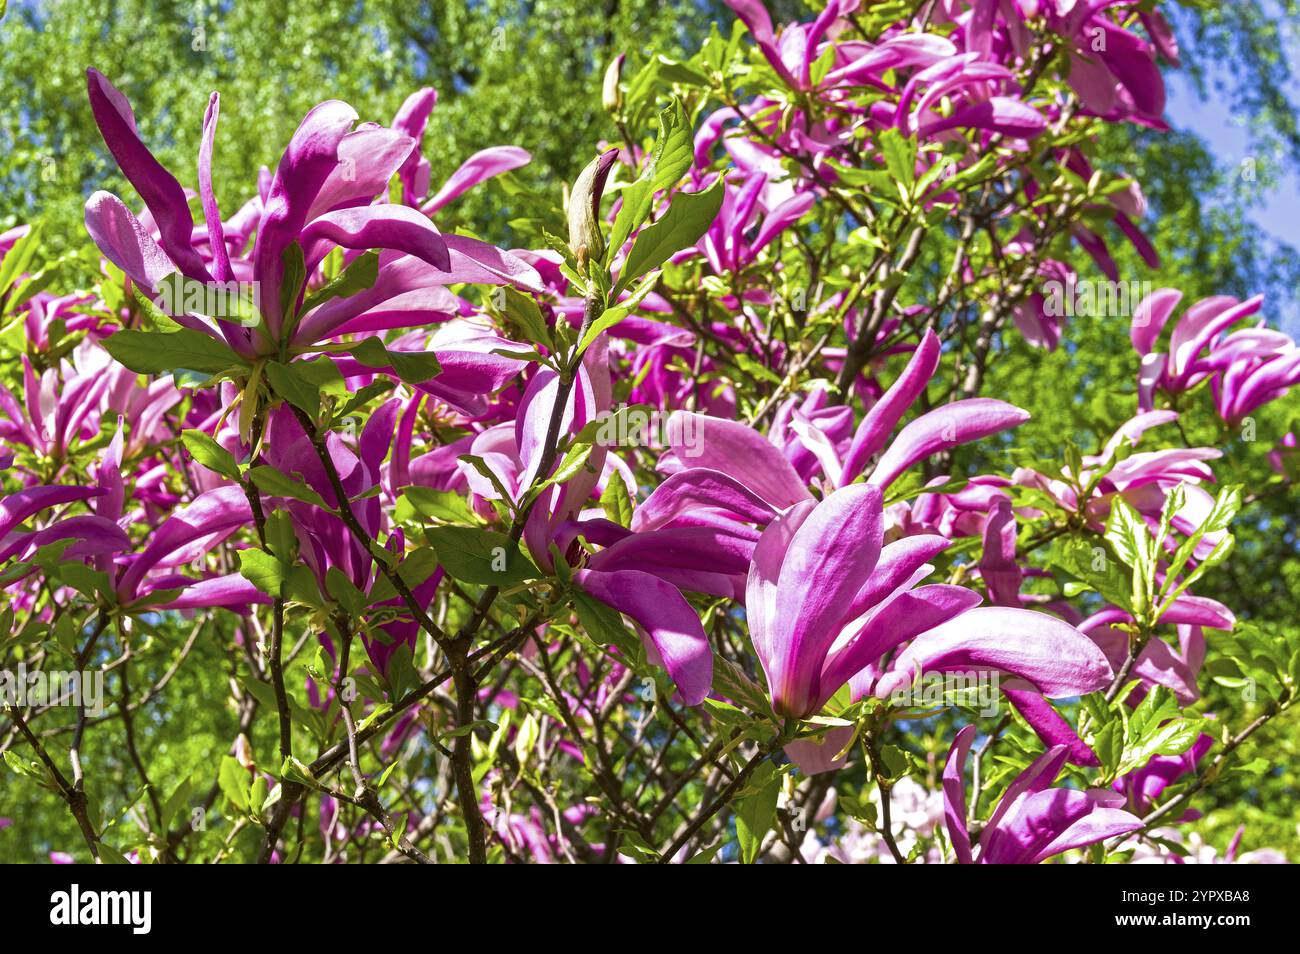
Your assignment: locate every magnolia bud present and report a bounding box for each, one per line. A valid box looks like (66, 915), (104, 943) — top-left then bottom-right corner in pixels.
(567, 148), (619, 268)
(602, 53), (625, 114)
(233, 733), (256, 771)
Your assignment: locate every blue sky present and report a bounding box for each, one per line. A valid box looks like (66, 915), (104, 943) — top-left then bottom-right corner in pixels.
(1166, 73), (1300, 252)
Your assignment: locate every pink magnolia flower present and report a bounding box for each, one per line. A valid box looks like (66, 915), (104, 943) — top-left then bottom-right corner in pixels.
(944, 723), (1142, 864)
(82, 69), (541, 364)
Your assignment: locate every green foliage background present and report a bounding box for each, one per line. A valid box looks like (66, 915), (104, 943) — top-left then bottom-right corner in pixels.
(1, 0), (1297, 862)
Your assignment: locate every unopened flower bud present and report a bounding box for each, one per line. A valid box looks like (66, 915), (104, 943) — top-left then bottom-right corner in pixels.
(602, 53), (625, 114)
(567, 148), (619, 268)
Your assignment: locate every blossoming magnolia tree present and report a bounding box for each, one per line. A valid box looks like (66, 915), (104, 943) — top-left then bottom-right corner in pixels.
(1, 0), (1296, 865)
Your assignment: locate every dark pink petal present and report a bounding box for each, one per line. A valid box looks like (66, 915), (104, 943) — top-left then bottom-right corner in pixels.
(843, 534), (951, 620)
(86, 69), (209, 281)
(586, 526), (754, 600)
(422, 147), (532, 216)
(746, 499), (816, 674)
(300, 205), (451, 272)
(631, 468), (776, 534)
(117, 485), (252, 601)
(867, 398), (1030, 489)
(156, 573), (273, 611)
(841, 329), (940, 485)
(254, 100), (360, 340)
(768, 484), (884, 717)
(392, 87), (437, 205)
(574, 568), (713, 705)
(307, 126), (418, 220)
(198, 92), (232, 283)
(0, 485), (103, 540)
(980, 496), (1022, 606)
(84, 192), (176, 292)
(965, 0), (998, 57)
(983, 786), (1137, 863)
(1003, 685), (1099, 766)
(942, 724), (977, 864)
(825, 584), (982, 702)
(666, 412), (811, 509)
(921, 97), (1047, 138)
(442, 235), (544, 292)
(875, 606), (1113, 699)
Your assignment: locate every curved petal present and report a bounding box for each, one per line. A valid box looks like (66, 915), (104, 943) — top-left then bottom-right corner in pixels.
(769, 484), (884, 717)
(253, 99), (360, 339)
(422, 146), (532, 216)
(867, 398), (1030, 489)
(632, 467), (777, 534)
(300, 204), (451, 272)
(841, 329), (940, 485)
(84, 192), (176, 292)
(117, 485), (252, 601)
(573, 568), (712, 705)
(875, 606), (1113, 700)
(0, 485), (103, 540)
(1003, 686), (1099, 766)
(666, 412), (811, 509)
(86, 69), (209, 281)
(942, 724), (977, 864)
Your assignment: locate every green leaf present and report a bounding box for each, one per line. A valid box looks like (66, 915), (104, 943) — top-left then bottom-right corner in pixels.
(1161, 484), (1241, 603)
(161, 775), (194, 831)
(238, 549), (290, 597)
(607, 98), (695, 261)
(599, 474), (634, 527)
(734, 762), (779, 864)
(218, 755), (250, 812)
(1105, 496), (1154, 614)
(400, 486), (479, 525)
(280, 755), (317, 787)
(102, 328), (240, 376)
(366, 547), (441, 604)
(0, 221), (42, 303)
(181, 429), (240, 480)
(347, 336), (442, 384)
(247, 465), (330, 509)
(426, 526), (538, 585)
(265, 360), (323, 416)
(880, 744), (911, 779)
(1046, 536), (1134, 613)
(495, 286), (553, 351)
(615, 178), (724, 296)
(579, 271), (660, 352)
(879, 128), (916, 190)
(301, 250), (379, 314)
(385, 644), (420, 702)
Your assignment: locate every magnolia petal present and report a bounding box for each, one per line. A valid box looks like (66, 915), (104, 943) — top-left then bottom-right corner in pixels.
(1003, 685), (1100, 766)
(942, 724), (977, 864)
(573, 568), (712, 705)
(86, 69), (209, 281)
(422, 146), (532, 216)
(631, 468), (777, 534)
(666, 411), (811, 509)
(300, 204), (451, 272)
(841, 329), (940, 485)
(867, 398), (1029, 489)
(769, 484), (883, 717)
(875, 606), (1113, 700)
